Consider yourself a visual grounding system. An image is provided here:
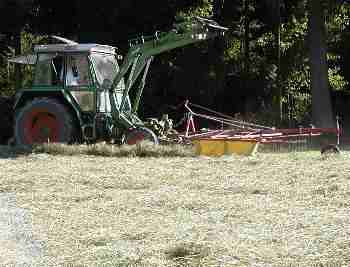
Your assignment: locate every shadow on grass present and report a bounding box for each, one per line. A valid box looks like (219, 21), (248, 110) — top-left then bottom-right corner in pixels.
(165, 242), (210, 266)
(0, 145), (33, 159)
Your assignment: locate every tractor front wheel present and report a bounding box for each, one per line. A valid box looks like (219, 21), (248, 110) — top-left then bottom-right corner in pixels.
(125, 127), (159, 145)
(15, 98), (77, 145)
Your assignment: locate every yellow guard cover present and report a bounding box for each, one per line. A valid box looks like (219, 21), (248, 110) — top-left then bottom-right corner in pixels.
(193, 139), (258, 156)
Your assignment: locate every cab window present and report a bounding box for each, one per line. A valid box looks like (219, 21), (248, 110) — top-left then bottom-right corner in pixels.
(34, 54), (63, 86)
(65, 55), (92, 87)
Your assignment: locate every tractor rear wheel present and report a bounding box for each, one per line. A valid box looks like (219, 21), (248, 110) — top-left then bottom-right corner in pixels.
(15, 98), (77, 145)
(125, 127), (159, 145)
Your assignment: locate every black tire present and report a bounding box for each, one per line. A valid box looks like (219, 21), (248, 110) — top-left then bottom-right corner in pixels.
(0, 96), (14, 145)
(321, 144), (340, 154)
(15, 98), (77, 145)
(125, 127), (159, 145)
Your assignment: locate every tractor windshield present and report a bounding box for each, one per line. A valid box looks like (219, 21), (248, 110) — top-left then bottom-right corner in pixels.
(92, 53), (131, 111)
(91, 53), (124, 90)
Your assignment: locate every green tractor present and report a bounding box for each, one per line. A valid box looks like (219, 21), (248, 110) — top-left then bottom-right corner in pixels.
(7, 17), (227, 145)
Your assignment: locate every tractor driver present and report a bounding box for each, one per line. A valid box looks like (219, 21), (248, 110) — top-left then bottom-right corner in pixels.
(64, 55), (91, 86)
(65, 56), (80, 86)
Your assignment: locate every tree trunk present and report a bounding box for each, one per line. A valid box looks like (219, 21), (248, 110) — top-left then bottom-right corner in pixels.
(308, 0), (334, 128)
(212, 0), (226, 110)
(273, 0), (282, 121)
(243, 0), (250, 113)
(243, 0), (250, 75)
(14, 32), (22, 90)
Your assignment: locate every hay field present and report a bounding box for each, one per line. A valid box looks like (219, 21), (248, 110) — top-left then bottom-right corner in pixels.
(0, 144), (349, 267)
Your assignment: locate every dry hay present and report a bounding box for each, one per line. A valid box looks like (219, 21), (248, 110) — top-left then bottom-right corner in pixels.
(0, 147), (349, 266)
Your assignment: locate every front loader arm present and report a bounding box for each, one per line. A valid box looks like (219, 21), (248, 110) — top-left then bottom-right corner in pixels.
(110, 17), (228, 119)
(130, 17), (227, 58)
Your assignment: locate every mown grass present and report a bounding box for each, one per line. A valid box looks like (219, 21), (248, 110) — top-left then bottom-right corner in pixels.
(0, 145), (349, 266)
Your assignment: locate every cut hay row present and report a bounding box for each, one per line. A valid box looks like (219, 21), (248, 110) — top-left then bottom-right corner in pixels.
(0, 141), (195, 158)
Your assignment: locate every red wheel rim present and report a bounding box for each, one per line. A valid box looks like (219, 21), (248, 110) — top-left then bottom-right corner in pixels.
(127, 132), (146, 145)
(23, 108), (61, 144)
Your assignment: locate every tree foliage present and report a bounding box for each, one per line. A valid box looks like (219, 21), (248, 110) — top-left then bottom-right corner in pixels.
(0, 0), (350, 127)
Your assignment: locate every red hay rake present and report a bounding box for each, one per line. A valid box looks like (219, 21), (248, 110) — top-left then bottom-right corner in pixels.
(176, 101), (341, 153)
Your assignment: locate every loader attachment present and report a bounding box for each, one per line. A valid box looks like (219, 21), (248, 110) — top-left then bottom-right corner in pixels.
(110, 17), (228, 121)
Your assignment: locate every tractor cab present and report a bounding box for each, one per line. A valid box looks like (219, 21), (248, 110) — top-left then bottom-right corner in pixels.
(28, 43), (131, 114)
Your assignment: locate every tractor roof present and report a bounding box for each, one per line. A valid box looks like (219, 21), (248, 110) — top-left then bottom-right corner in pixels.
(9, 43), (117, 65)
(33, 43), (117, 54)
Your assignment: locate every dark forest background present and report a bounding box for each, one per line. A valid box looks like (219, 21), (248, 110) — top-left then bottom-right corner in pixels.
(1, 0), (350, 129)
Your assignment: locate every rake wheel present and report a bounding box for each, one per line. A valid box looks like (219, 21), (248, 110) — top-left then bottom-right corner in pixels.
(125, 127), (159, 145)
